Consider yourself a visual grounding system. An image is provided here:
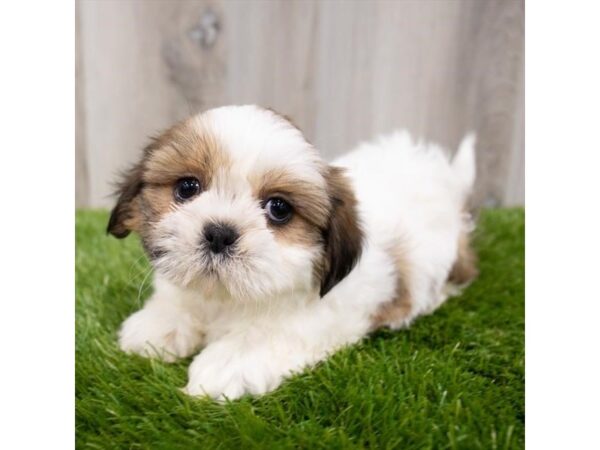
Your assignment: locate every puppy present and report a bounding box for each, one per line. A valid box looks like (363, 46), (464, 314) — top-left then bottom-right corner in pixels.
(108, 105), (478, 400)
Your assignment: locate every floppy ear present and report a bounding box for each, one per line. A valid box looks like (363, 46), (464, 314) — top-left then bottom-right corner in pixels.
(320, 167), (363, 297)
(107, 162), (144, 238)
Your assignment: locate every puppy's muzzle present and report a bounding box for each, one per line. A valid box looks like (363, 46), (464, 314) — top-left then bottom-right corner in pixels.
(202, 222), (239, 254)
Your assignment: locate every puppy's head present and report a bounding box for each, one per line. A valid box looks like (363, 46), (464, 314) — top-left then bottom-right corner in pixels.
(108, 105), (362, 301)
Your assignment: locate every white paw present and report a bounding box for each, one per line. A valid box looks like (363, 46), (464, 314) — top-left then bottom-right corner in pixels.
(118, 305), (204, 362)
(182, 338), (291, 400)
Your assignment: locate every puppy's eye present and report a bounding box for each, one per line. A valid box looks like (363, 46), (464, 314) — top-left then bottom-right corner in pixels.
(265, 197), (293, 224)
(174, 177), (201, 202)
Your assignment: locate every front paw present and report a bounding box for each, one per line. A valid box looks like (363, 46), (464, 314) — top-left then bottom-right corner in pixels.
(182, 339), (288, 400)
(118, 306), (203, 362)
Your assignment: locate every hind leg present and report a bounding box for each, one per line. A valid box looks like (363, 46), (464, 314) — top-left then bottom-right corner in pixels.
(422, 233), (478, 316)
(448, 231), (478, 286)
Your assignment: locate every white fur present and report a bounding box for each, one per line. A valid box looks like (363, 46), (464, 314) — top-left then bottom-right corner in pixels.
(118, 106), (477, 400)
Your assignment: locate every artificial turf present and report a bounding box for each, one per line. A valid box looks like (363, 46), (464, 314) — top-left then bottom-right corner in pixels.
(76, 208), (524, 449)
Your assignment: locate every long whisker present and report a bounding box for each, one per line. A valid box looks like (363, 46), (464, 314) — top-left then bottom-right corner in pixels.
(135, 267), (154, 307)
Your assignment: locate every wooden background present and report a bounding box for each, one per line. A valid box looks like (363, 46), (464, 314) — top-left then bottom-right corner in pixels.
(76, 0), (524, 208)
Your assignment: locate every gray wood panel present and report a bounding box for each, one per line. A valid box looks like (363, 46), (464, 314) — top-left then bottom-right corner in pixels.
(76, 0), (524, 208)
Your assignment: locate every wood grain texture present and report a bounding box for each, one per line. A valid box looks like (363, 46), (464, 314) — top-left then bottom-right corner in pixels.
(76, 0), (524, 208)
(75, 1), (89, 208)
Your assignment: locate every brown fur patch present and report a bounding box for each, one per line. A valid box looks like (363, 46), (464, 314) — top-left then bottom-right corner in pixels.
(254, 168), (330, 229)
(142, 118), (227, 186)
(137, 184), (175, 225)
(252, 168), (328, 250)
(447, 231), (478, 285)
(318, 166), (363, 297)
(107, 117), (226, 238)
(370, 244), (413, 330)
(107, 162), (144, 238)
(271, 214), (323, 247)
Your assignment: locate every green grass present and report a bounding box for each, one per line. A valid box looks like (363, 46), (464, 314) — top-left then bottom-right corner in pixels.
(76, 208), (524, 449)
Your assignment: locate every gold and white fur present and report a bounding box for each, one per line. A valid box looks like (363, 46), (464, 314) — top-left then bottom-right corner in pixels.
(110, 105), (477, 400)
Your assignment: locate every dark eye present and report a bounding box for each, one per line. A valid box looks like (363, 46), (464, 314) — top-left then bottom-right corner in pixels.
(174, 177), (201, 202)
(265, 197), (293, 224)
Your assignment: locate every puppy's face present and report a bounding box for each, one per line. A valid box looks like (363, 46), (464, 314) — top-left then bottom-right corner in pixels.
(108, 106), (362, 301)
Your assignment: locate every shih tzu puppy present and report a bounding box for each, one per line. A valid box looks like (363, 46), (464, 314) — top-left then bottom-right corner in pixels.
(108, 105), (477, 400)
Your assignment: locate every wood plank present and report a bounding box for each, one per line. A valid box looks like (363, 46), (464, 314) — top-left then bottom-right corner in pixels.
(75, 1), (89, 208)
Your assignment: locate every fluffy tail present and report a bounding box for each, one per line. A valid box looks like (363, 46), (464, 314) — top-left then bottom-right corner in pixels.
(451, 133), (477, 197)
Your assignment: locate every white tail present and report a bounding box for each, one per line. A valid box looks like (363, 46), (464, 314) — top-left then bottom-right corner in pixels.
(452, 133), (477, 196)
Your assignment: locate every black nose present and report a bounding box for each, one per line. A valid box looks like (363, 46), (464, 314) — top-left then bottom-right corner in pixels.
(203, 223), (239, 254)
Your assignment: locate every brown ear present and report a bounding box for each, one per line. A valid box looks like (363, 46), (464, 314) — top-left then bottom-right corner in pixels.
(107, 162), (144, 238)
(320, 167), (363, 297)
